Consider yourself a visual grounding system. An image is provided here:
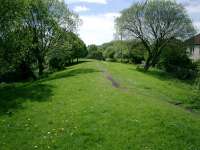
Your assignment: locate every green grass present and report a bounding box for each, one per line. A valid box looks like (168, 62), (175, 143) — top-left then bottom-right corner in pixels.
(0, 60), (200, 150)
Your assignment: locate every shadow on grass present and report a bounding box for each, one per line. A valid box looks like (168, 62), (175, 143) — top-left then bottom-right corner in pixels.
(0, 67), (99, 115)
(43, 68), (100, 82)
(40, 60), (93, 79)
(144, 69), (195, 85)
(129, 67), (172, 81)
(0, 83), (54, 115)
(141, 69), (172, 81)
(133, 68), (193, 84)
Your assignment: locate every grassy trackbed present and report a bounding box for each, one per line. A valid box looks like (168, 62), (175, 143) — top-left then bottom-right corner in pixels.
(0, 60), (200, 150)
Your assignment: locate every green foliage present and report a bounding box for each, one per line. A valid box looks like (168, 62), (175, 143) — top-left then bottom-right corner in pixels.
(116, 0), (195, 70)
(89, 51), (104, 60)
(0, 0), (36, 81)
(66, 32), (88, 62)
(195, 61), (200, 89)
(99, 40), (145, 63)
(87, 45), (104, 60)
(158, 40), (197, 79)
(87, 45), (98, 53)
(0, 0), (85, 82)
(48, 47), (69, 71)
(103, 46), (116, 60)
(125, 41), (145, 64)
(48, 32), (87, 70)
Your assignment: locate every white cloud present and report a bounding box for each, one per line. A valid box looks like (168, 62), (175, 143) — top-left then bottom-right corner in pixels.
(181, 1), (200, 31)
(185, 2), (200, 13)
(74, 6), (90, 12)
(78, 13), (120, 45)
(194, 21), (200, 32)
(68, 0), (107, 4)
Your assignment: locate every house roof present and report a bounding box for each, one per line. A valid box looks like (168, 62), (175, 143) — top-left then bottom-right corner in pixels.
(186, 33), (200, 45)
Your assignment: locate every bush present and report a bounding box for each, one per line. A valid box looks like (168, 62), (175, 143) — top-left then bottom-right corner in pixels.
(194, 61), (200, 89)
(49, 57), (65, 70)
(48, 48), (66, 71)
(158, 40), (197, 79)
(91, 51), (104, 60)
(188, 89), (200, 111)
(131, 54), (145, 64)
(103, 47), (115, 59)
(105, 58), (116, 62)
(0, 63), (35, 83)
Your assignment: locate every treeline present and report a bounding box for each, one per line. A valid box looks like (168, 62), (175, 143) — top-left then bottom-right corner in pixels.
(87, 40), (145, 63)
(87, 39), (199, 80)
(86, 0), (200, 80)
(112, 0), (200, 80)
(0, 0), (87, 82)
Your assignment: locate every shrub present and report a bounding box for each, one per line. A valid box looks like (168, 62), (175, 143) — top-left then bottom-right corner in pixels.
(103, 47), (115, 59)
(158, 40), (197, 79)
(49, 57), (65, 70)
(105, 58), (116, 62)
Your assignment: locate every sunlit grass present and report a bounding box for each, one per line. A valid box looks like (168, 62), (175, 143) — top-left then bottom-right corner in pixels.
(0, 60), (200, 150)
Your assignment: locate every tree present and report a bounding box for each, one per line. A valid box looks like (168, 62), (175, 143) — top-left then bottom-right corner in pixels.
(115, 0), (195, 71)
(87, 45), (103, 60)
(0, 0), (81, 82)
(48, 31), (87, 70)
(159, 40), (197, 79)
(24, 0), (79, 75)
(88, 45), (98, 53)
(48, 31), (72, 70)
(66, 32), (87, 63)
(125, 40), (145, 64)
(0, 0), (36, 81)
(103, 46), (116, 59)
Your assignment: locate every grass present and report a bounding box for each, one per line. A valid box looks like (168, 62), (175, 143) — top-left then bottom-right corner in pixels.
(0, 60), (200, 150)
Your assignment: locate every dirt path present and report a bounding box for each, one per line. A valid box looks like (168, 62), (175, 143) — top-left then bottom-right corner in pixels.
(106, 75), (120, 88)
(97, 62), (127, 91)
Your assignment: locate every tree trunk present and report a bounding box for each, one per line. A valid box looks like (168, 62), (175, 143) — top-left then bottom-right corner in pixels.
(144, 60), (151, 71)
(151, 50), (162, 67)
(144, 54), (152, 71)
(77, 57), (78, 63)
(121, 49), (123, 63)
(38, 60), (44, 76)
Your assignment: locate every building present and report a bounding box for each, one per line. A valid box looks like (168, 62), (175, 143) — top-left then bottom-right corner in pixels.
(187, 34), (200, 61)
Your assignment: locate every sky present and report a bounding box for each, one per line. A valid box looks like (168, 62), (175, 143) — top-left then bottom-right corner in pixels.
(66, 0), (200, 45)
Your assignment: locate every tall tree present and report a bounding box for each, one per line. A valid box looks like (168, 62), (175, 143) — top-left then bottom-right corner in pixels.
(0, 0), (35, 80)
(115, 0), (195, 71)
(24, 0), (79, 75)
(0, 0), (81, 81)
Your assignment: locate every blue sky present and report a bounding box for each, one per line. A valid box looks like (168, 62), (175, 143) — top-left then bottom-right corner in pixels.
(66, 0), (200, 45)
